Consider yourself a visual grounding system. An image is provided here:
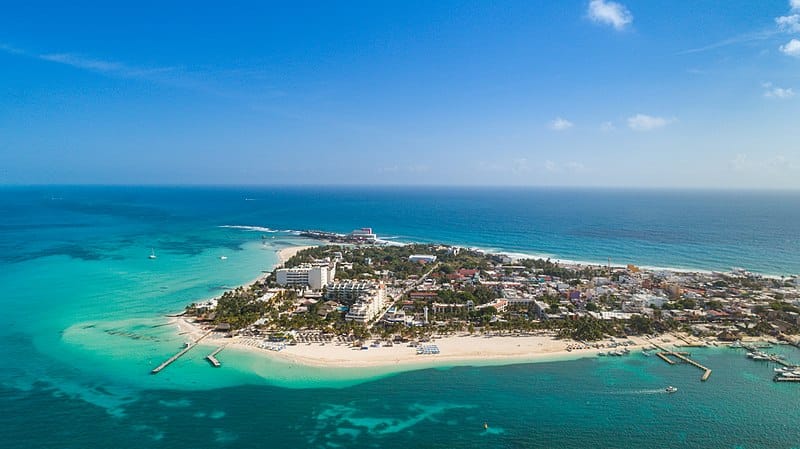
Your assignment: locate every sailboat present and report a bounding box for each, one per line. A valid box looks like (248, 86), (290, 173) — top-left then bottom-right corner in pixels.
(149, 249), (157, 259)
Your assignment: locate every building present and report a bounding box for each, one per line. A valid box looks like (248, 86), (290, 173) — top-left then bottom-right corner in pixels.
(350, 227), (377, 242)
(344, 288), (386, 323)
(408, 254), (437, 264)
(276, 263), (336, 290)
(326, 281), (383, 302)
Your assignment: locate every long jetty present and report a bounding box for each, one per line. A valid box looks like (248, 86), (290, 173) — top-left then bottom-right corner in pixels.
(652, 342), (712, 381)
(151, 330), (213, 374)
(205, 346), (225, 368)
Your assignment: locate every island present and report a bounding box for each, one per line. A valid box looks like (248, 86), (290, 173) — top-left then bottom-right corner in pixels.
(176, 228), (800, 371)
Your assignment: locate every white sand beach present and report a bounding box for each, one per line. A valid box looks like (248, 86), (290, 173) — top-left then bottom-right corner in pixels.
(276, 245), (315, 267)
(175, 314), (692, 369)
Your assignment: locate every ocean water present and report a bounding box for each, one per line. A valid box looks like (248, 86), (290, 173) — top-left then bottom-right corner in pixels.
(2, 185), (800, 448)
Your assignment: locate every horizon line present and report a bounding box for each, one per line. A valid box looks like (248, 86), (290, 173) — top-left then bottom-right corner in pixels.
(2, 183), (800, 193)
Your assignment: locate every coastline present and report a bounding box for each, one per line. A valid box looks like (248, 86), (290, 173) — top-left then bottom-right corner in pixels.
(177, 313), (710, 371)
(167, 234), (789, 376)
(234, 225), (796, 278)
(276, 245), (315, 268)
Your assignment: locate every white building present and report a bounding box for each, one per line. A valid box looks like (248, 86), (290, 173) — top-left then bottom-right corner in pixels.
(276, 263), (336, 290)
(350, 227), (377, 241)
(408, 254), (437, 264)
(345, 289), (386, 323)
(326, 281), (382, 301)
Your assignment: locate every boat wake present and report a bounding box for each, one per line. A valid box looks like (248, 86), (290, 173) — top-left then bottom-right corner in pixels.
(609, 389), (671, 395)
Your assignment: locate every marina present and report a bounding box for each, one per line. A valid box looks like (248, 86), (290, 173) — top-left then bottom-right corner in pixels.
(652, 342), (712, 381)
(731, 341), (800, 382)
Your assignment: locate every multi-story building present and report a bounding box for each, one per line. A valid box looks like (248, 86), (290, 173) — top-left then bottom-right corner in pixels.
(343, 282), (386, 323)
(276, 262), (336, 290)
(326, 281), (382, 302)
(345, 293), (386, 323)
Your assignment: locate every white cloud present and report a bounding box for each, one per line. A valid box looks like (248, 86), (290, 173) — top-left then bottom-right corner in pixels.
(792, 0), (800, 11)
(549, 117), (574, 131)
(600, 121), (616, 132)
(565, 162), (588, 173)
(40, 53), (125, 72)
(543, 160), (589, 174)
(627, 114), (673, 131)
(587, 0), (633, 31)
(730, 154), (748, 172)
(776, 14), (800, 32)
(763, 82), (795, 99)
(780, 39), (800, 57)
(39, 53), (175, 78)
(730, 153), (799, 173)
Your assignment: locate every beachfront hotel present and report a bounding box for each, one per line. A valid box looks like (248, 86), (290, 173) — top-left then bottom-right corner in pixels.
(342, 282), (386, 323)
(326, 280), (383, 301)
(345, 294), (385, 323)
(275, 262), (336, 290)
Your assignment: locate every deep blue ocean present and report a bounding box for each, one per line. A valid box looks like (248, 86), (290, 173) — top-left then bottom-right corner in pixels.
(2, 186), (800, 449)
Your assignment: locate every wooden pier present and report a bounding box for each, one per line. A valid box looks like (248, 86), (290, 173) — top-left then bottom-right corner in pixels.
(205, 346), (225, 368)
(150, 330), (213, 374)
(652, 342), (712, 381)
(656, 352), (676, 365)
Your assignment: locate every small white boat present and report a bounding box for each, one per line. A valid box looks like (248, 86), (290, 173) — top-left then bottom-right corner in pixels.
(148, 249), (157, 259)
(219, 256), (228, 260)
(665, 386), (678, 393)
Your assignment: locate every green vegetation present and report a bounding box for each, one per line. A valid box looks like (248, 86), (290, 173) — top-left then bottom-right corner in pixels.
(213, 285), (269, 330)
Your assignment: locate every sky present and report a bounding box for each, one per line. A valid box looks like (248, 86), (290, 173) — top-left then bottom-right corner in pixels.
(1, 0), (799, 188)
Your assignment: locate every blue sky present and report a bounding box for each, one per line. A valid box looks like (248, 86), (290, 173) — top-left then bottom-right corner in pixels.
(1, 1), (799, 188)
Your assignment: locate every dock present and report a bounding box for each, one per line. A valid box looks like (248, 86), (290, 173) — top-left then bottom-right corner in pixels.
(741, 343), (799, 368)
(205, 346), (225, 367)
(774, 376), (800, 382)
(652, 342), (712, 381)
(656, 352), (676, 365)
(151, 330), (213, 374)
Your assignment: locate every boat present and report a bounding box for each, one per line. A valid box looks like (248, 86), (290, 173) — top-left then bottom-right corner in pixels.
(219, 256), (228, 260)
(148, 249), (157, 259)
(665, 386), (678, 393)
(483, 422), (489, 430)
(597, 352), (607, 357)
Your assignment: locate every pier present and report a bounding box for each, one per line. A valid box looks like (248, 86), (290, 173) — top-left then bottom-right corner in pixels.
(652, 342), (712, 381)
(740, 343), (798, 368)
(205, 346), (225, 367)
(151, 330), (213, 374)
(774, 376), (800, 382)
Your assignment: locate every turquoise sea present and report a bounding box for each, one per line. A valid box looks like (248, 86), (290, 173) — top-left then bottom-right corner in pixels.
(2, 186), (800, 448)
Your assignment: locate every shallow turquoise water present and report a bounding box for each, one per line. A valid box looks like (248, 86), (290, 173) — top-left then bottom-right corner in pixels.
(2, 186), (800, 448)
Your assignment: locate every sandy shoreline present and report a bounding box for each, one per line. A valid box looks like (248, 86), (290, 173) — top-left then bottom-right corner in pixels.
(276, 245), (315, 268)
(176, 314), (706, 369)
